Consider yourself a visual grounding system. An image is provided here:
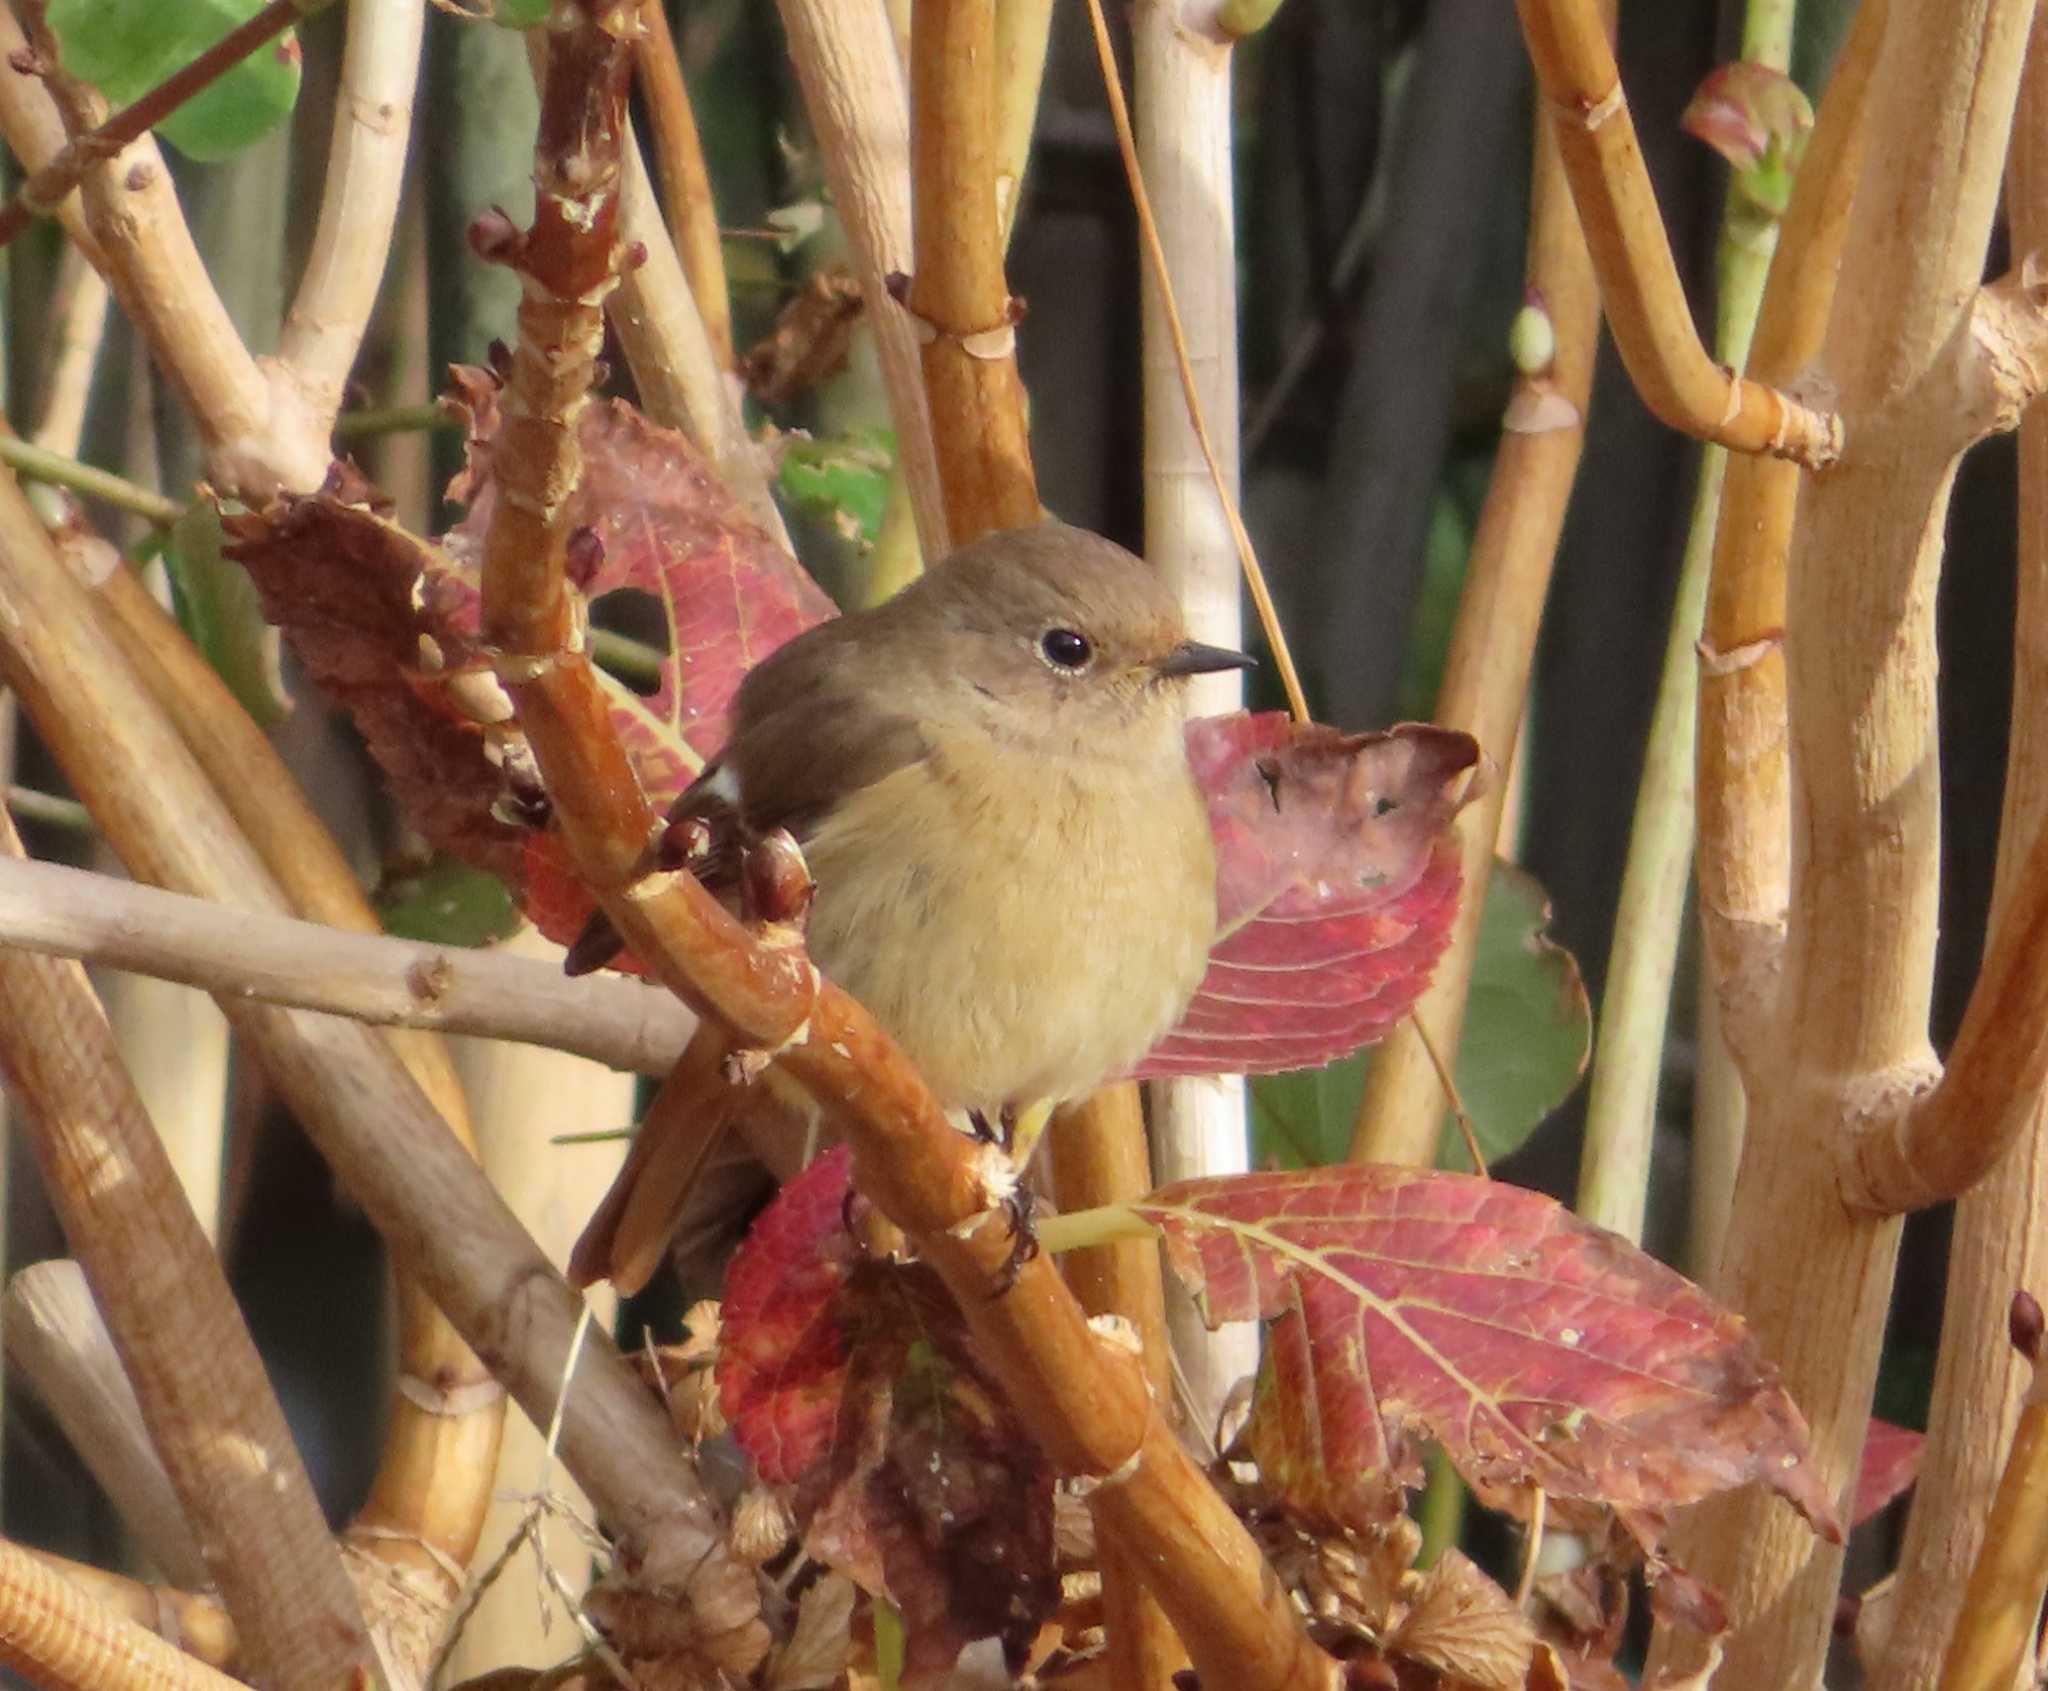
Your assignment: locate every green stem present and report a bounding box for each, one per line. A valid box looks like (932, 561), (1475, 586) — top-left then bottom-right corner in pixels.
(588, 625), (667, 686)
(1217, 0), (1288, 36)
(332, 401), (461, 440)
(1032, 1204), (1159, 1256)
(8, 784), (90, 832)
(0, 437), (184, 525)
(1573, 0), (1795, 1242)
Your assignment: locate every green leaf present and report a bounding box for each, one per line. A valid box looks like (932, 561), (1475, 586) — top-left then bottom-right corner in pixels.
(376, 855), (523, 947)
(1250, 861), (1592, 1172)
(488, 0), (553, 25)
(44, 0), (301, 163)
(161, 502), (291, 726)
(778, 430), (893, 546)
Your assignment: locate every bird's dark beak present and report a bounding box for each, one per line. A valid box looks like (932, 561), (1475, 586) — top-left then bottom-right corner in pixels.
(1154, 640), (1258, 678)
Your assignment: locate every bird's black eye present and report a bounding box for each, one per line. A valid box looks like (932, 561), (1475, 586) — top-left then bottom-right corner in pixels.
(1040, 627), (1092, 670)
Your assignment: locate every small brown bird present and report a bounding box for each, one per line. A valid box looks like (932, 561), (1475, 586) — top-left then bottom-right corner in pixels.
(567, 520), (1251, 1282)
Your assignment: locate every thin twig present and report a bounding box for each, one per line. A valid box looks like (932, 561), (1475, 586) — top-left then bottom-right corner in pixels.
(0, 0), (335, 251)
(1514, 1487), (1547, 1608)
(334, 401), (462, 439)
(1411, 1010), (1486, 1177)
(0, 436), (182, 523)
(634, 0), (733, 370)
(1081, 0), (1308, 723)
(1513, 0), (1843, 468)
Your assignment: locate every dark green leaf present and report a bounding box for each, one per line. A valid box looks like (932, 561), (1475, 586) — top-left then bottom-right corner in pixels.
(161, 502), (291, 726)
(375, 855), (522, 947)
(46, 0), (301, 163)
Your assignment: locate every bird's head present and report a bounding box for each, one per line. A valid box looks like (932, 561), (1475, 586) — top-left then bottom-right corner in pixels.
(889, 521), (1256, 759)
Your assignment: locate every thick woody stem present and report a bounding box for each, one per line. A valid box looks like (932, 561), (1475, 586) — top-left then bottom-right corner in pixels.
(0, 1536), (248, 1691)
(1865, 18), (2048, 1687)
(1349, 79), (1602, 1168)
(774, 0), (949, 558)
(0, 852), (695, 1073)
(483, 11), (1332, 1686)
(0, 808), (379, 1691)
(1514, 0), (1842, 468)
(1651, 2), (2040, 1684)
(907, 0), (1039, 540)
(1695, 0), (1881, 1069)
(634, 0), (733, 370)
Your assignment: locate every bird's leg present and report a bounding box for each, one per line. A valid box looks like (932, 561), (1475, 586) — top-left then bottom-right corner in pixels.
(998, 1103), (1019, 1154)
(967, 1108), (1001, 1145)
(989, 1189), (1042, 1297)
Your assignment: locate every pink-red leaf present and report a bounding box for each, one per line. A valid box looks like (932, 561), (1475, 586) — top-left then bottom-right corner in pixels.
(718, 1149), (1057, 1683)
(1853, 1419), (1923, 1525)
(1136, 715), (1478, 1077)
(1138, 1165), (1840, 1544)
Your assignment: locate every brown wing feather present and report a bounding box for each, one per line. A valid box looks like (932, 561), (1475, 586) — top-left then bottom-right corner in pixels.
(562, 617), (930, 977)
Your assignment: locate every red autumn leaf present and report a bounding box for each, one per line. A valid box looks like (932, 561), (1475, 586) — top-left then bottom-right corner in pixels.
(1138, 1166), (1841, 1548)
(718, 1148), (1057, 1683)
(1853, 1419), (1923, 1525)
(1135, 715), (1477, 1078)
(718, 1145), (858, 1485)
(439, 365), (837, 775)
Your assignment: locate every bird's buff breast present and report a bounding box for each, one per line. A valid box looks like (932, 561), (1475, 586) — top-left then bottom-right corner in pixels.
(796, 739), (1216, 1113)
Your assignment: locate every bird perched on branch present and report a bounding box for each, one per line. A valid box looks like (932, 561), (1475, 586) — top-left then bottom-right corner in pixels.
(567, 520), (1251, 1289)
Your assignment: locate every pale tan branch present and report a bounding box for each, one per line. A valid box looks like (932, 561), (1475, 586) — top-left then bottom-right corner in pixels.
(18, 6), (327, 495)
(634, 0), (732, 369)
(775, 0), (949, 556)
(0, 853), (692, 1073)
(1514, 0), (1842, 468)
(2, 1263), (209, 1591)
(29, 241), (109, 456)
(610, 110), (790, 549)
(0, 1536), (246, 1691)
(276, 0), (425, 427)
